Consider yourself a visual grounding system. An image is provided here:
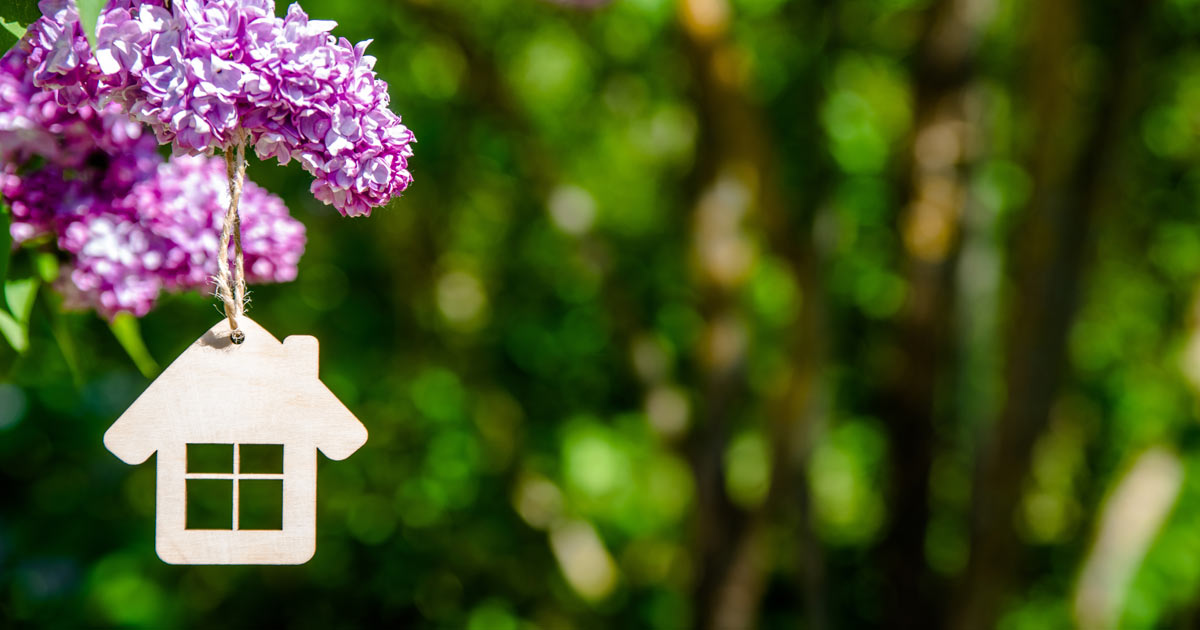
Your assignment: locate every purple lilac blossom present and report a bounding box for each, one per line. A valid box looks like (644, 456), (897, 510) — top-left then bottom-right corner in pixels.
(0, 39), (160, 243)
(26, 0), (415, 217)
(1, 44), (306, 319)
(58, 155), (305, 317)
(1, 42), (160, 242)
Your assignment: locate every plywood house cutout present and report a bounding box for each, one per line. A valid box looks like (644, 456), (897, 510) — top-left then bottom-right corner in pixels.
(104, 317), (367, 565)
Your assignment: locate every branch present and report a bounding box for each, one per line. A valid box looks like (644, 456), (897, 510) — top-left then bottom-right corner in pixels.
(950, 1), (1154, 627)
(676, 1), (830, 628)
(872, 0), (987, 626)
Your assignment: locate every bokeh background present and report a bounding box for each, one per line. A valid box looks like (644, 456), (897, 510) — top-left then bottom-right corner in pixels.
(4, 0), (1200, 628)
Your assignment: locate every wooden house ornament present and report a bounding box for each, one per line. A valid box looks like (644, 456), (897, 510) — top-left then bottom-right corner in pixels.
(103, 317), (367, 565)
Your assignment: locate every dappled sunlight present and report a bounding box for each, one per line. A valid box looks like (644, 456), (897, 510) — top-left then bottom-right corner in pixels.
(1074, 447), (1183, 630)
(550, 519), (620, 602)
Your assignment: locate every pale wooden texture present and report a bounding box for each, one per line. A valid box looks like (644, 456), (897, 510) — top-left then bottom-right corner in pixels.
(104, 317), (368, 565)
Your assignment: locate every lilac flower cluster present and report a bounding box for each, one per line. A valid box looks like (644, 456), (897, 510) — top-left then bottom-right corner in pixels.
(26, 0), (415, 217)
(0, 40), (160, 244)
(1, 45), (305, 319)
(56, 155), (304, 317)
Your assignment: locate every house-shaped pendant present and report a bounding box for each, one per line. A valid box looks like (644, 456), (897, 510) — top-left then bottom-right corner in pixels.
(103, 317), (368, 565)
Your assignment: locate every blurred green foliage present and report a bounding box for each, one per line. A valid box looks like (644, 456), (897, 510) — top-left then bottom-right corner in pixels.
(7, 0), (1200, 628)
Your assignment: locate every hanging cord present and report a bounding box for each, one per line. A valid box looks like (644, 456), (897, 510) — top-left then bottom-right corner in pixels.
(216, 139), (248, 344)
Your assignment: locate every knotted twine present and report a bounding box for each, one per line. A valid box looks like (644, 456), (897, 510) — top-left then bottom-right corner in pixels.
(216, 140), (247, 344)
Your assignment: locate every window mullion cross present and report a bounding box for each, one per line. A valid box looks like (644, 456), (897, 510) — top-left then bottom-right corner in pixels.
(183, 443), (283, 531)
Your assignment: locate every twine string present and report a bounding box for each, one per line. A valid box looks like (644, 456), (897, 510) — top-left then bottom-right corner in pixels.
(217, 139), (247, 342)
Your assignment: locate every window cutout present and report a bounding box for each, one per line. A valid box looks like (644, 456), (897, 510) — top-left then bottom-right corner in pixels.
(187, 443), (232, 473)
(186, 479), (233, 529)
(238, 479), (283, 530)
(240, 444), (283, 474)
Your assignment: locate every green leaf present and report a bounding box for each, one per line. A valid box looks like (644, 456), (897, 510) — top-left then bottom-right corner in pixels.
(34, 251), (58, 284)
(0, 18), (23, 56)
(0, 0), (41, 27)
(0, 276), (38, 354)
(44, 297), (82, 387)
(5, 277), (39, 324)
(75, 0), (105, 51)
(0, 18), (24, 38)
(0, 0), (37, 52)
(109, 312), (159, 378)
(0, 310), (27, 353)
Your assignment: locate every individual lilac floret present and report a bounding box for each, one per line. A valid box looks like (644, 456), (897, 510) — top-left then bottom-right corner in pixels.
(1, 44), (307, 319)
(26, 0), (416, 217)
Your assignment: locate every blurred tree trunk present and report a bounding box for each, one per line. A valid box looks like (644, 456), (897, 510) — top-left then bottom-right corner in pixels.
(875, 0), (984, 626)
(404, 5), (830, 627)
(676, 1), (828, 628)
(950, 1), (1151, 627)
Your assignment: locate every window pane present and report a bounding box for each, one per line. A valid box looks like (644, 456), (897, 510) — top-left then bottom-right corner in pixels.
(239, 479), (283, 530)
(187, 443), (233, 473)
(240, 444), (283, 474)
(186, 479), (232, 529)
